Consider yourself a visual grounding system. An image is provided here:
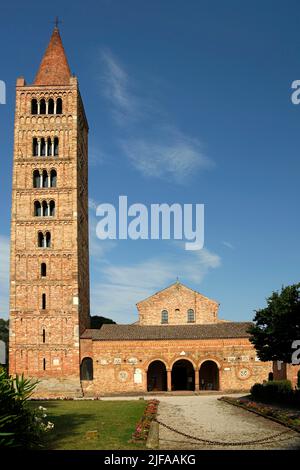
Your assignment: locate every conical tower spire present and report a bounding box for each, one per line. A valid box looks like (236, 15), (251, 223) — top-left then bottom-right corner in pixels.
(34, 26), (71, 85)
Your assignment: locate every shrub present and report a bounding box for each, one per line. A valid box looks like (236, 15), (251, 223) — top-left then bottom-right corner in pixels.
(250, 379), (299, 406)
(0, 367), (54, 448)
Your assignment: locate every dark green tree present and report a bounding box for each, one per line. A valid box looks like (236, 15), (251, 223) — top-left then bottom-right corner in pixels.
(0, 319), (9, 344)
(90, 315), (116, 329)
(248, 283), (300, 363)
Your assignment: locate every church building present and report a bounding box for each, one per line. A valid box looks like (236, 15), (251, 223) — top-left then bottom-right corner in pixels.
(9, 27), (275, 398)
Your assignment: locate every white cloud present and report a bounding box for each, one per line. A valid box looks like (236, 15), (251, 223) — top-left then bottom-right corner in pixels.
(99, 48), (214, 183)
(0, 235), (10, 319)
(90, 247), (221, 323)
(121, 131), (212, 183)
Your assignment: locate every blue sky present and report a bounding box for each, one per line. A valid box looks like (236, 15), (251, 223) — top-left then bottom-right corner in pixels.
(0, 0), (300, 323)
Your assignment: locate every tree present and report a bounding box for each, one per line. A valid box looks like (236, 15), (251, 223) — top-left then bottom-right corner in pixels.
(248, 283), (300, 363)
(0, 319), (9, 344)
(90, 315), (116, 329)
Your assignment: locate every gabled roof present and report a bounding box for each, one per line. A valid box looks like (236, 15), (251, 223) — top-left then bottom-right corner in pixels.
(81, 322), (253, 341)
(136, 281), (219, 306)
(34, 27), (71, 86)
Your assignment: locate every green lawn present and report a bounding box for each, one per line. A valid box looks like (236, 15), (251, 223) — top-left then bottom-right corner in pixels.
(28, 400), (147, 450)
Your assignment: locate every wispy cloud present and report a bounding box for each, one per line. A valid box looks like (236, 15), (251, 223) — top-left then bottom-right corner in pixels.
(100, 49), (141, 125)
(90, 247), (221, 322)
(99, 48), (214, 183)
(222, 241), (234, 250)
(121, 130), (212, 183)
(0, 235), (10, 319)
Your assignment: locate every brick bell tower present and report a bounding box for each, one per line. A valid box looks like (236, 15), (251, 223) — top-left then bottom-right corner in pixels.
(9, 26), (90, 397)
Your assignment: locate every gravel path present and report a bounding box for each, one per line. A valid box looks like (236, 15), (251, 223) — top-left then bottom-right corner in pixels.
(154, 395), (300, 450)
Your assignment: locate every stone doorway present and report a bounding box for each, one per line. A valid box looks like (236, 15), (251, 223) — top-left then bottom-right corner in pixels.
(171, 359), (195, 391)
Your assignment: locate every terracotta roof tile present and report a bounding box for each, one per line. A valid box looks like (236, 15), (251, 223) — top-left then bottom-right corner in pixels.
(81, 322), (253, 341)
(34, 27), (71, 85)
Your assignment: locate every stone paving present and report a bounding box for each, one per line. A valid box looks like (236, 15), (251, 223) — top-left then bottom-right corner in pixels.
(155, 394), (300, 450)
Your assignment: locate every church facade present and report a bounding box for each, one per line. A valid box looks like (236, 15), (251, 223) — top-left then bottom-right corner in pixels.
(9, 27), (274, 398)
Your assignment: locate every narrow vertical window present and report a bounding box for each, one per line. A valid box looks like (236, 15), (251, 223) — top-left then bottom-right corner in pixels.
(187, 309), (195, 323)
(54, 137), (59, 156)
(42, 170), (48, 188)
(41, 138), (46, 156)
(46, 232), (51, 248)
(34, 201), (41, 217)
(42, 329), (46, 343)
(31, 99), (38, 114)
(56, 98), (62, 114)
(161, 310), (168, 324)
(43, 358), (46, 370)
(47, 137), (52, 156)
(33, 170), (40, 188)
(38, 231), (44, 247)
(41, 263), (47, 277)
(42, 200), (48, 217)
(33, 138), (38, 156)
(48, 99), (54, 114)
(42, 293), (46, 310)
(49, 200), (55, 216)
(40, 99), (46, 115)
(50, 169), (57, 187)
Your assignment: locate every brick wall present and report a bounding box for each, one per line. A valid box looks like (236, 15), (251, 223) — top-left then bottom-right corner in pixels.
(80, 337), (272, 395)
(137, 283), (219, 326)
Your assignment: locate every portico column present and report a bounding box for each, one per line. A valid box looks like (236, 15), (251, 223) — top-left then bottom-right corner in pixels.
(167, 369), (172, 392)
(195, 368), (200, 391)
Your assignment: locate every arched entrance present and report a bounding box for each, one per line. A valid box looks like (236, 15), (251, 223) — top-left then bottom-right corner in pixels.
(199, 360), (219, 390)
(147, 360), (167, 391)
(172, 359), (195, 391)
(80, 357), (93, 380)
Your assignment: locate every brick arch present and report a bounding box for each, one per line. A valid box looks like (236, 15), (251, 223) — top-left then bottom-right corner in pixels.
(145, 357), (169, 371)
(170, 356), (197, 370)
(198, 357), (222, 370)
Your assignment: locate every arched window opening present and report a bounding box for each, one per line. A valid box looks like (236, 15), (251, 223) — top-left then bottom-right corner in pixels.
(50, 169), (57, 187)
(54, 137), (59, 156)
(41, 263), (47, 277)
(56, 98), (62, 114)
(161, 310), (168, 324)
(34, 201), (41, 217)
(42, 170), (49, 188)
(33, 170), (40, 188)
(48, 99), (54, 114)
(33, 138), (38, 157)
(49, 200), (55, 217)
(31, 99), (38, 114)
(43, 358), (46, 370)
(38, 232), (44, 247)
(42, 201), (49, 217)
(42, 293), (46, 310)
(46, 232), (51, 248)
(47, 137), (52, 156)
(41, 138), (46, 156)
(80, 357), (93, 380)
(187, 309), (195, 323)
(40, 99), (46, 115)
(42, 329), (46, 344)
